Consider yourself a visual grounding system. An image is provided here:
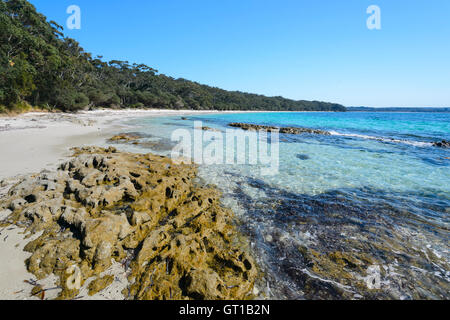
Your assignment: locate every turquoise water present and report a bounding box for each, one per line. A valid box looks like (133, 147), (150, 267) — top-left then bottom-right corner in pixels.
(195, 112), (450, 143)
(117, 112), (450, 300)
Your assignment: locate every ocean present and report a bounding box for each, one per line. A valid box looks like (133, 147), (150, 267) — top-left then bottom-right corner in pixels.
(117, 111), (450, 299)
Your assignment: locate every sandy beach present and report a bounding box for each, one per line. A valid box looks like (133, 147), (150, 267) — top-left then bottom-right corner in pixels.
(0, 109), (240, 180)
(0, 109), (246, 300)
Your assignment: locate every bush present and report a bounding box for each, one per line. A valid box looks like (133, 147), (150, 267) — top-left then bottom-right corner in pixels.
(12, 100), (32, 112)
(107, 94), (121, 106)
(130, 102), (144, 109)
(40, 103), (53, 111)
(56, 91), (89, 111)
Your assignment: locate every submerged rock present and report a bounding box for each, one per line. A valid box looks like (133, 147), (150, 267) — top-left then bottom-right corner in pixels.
(232, 176), (450, 300)
(0, 147), (257, 300)
(296, 154), (310, 160)
(229, 123), (330, 135)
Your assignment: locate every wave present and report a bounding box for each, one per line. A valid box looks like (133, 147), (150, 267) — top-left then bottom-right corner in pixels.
(328, 130), (433, 147)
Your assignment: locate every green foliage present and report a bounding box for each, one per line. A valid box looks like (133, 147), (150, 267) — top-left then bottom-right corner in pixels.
(11, 100), (32, 112)
(55, 90), (89, 111)
(0, 0), (346, 112)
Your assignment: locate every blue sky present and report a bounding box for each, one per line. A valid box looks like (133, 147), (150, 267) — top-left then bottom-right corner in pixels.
(30, 0), (450, 107)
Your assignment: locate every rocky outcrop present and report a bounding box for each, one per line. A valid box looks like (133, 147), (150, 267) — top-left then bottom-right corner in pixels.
(433, 140), (450, 148)
(88, 275), (114, 296)
(108, 132), (177, 151)
(108, 133), (142, 142)
(229, 123), (330, 135)
(0, 146), (257, 300)
(201, 126), (220, 132)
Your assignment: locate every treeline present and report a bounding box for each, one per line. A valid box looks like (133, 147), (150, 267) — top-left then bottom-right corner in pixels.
(0, 0), (346, 113)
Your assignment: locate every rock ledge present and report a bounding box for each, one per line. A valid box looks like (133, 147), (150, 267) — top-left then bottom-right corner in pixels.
(0, 146), (257, 300)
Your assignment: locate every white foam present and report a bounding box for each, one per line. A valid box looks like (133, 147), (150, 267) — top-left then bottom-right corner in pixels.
(328, 130), (433, 147)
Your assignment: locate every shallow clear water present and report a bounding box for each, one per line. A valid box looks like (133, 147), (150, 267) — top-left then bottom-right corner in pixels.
(116, 112), (450, 300)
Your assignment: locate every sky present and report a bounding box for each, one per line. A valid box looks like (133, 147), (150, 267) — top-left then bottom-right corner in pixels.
(30, 0), (450, 107)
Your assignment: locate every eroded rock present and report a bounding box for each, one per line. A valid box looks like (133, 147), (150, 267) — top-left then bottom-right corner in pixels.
(88, 275), (114, 296)
(108, 133), (141, 142)
(0, 146), (257, 300)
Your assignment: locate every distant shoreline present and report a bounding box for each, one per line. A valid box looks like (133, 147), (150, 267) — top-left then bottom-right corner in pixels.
(347, 107), (450, 113)
(3, 107), (450, 119)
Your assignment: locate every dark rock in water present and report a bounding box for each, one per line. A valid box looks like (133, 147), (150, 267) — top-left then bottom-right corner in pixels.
(229, 122), (277, 131)
(181, 117), (188, 120)
(229, 123), (330, 135)
(433, 140), (450, 148)
(296, 154), (310, 160)
(201, 126), (220, 132)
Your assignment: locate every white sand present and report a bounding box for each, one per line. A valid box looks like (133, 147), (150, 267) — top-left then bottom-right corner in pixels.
(0, 109), (237, 300)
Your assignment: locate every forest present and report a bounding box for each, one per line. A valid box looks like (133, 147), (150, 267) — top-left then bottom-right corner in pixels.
(0, 0), (346, 113)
